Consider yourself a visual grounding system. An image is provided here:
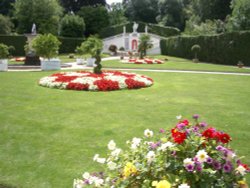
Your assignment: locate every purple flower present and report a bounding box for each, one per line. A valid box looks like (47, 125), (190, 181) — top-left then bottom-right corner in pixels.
(223, 163), (232, 173)
(177, 123), (186, 130)
(216, 145), (224, 151)
(150, 143), (158, 149)
(196, 163), (203, 172)
(159, 128), (165, 133)
(206, 157), (213, 164)
(193, 114), (199, 119)
(186, 164), (195, 172)
(199, 122), (208, 128)
(213, 161), (222, 170)
(192, 126), (199, 132)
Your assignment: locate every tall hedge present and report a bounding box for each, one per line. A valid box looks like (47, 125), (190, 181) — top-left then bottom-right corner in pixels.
(99, 22), (180, 38)
(0, 35), (27, 56)
(160, 31), (250, 66)
(57, 36), (85, 54)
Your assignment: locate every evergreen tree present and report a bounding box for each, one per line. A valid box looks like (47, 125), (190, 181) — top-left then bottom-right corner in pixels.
(0, 0), (15, 16)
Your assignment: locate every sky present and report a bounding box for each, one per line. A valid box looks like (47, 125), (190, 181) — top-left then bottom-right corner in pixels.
(106, 0), (123, 5)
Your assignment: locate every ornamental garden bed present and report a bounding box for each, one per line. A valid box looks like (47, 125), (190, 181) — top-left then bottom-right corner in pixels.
(38, 71), (154, 91)
(122, 58), (164, 64)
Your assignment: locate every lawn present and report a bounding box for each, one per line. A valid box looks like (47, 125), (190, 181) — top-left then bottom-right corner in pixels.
(0, 70), (250, 187)
(102, 55), (250, 73)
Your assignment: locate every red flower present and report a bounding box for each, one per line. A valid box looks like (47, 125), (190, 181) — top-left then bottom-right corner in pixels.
(125, 79), (146, 89)
(94, 79), (119, 91)
(179, 119), (189, 126)
(202, 128), (216, 139)
(171, 128), (187, 144)
(67, 83), (89, 90)
(218, 133), (231, 144)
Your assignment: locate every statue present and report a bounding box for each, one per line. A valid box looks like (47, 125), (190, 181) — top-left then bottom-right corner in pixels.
(145, 25), (148, 34)
(133, 22), (138, 33)
(31, 23), (36, 35)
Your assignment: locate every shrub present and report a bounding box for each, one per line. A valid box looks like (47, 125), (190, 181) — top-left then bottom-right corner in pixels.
(59, 14), (85, 38)
(160, 31), (250, 66)
(57, 36), (84, 54)
(0, 35), (27, 56)
(32, 34), (61, 59)
(76, 36), (103, 57)
(191, 44), (201, 60)
(0, 43), (9, 59)
(108, 44), (117, 54)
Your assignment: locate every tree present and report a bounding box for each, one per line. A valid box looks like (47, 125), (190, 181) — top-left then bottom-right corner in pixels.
(77, 5), (109, 36)
(14, 0), (63, 34)
(59, 14), (85, 37)
(0, 14), (13, 34)
(156, 0), (186, 31)
(189, 0), (231, 22)
(0, 0), (15, 16)
(138, 34), (153, 59)
(226, 0), (250, 31)
(108, 3), (127, 26)
(125, 0), (158, 23)
(59, 0), (106, 13)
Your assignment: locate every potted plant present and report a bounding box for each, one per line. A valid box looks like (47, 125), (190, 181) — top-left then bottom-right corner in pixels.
(0, 43), (9, 71)
(76, 36), (103, 67)
(237, 61), (244, 68)
(191, 44), (201, 63)
(108, 44), (117, 56)
(32, 34), (61, 71)
(138, 34), (153, 59)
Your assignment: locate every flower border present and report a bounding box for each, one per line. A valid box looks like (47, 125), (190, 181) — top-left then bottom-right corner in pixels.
(122, 58), (164, 64)
(38, 71), (154, 91)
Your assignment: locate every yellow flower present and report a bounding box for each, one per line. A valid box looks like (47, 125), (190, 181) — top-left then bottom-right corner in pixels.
(152, 180), (171, 188)
(123, 162), (137, 178)
(238, 180), (246, 185)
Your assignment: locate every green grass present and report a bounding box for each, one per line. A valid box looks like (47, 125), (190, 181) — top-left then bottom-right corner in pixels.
(103, 55), (250, 73)
(1, 70), (250, 187)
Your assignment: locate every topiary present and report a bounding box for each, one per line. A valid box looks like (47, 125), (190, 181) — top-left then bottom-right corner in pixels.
(191, 44), (201, 62)
(108, 44), (117, 55)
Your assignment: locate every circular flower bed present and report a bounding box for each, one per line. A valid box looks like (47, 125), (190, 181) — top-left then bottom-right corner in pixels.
(123, 58), (164, 64)
(38, 71), (153, 91)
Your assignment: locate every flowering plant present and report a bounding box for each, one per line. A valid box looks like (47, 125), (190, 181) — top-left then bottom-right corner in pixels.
(74, 115), (249, 188)
(123, 58), (164, 64)
(39, 71), (153, 91)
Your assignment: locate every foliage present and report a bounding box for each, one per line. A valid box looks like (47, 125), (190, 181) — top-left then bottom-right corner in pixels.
(93, 50), (102, 74)
(125, 0), (158, 24)
(57, 36), (84, 54)
(74, 115), (250, 187)
(138, 34), (153, 58)
(0, 0), (15, 16)
(160, 31), (250, 66)
(0, 14), (13, 34)
(59, 0), (106, 13)
(77, 5), (109, 36)
(0, 35), (27, 56)
(226, 0), (250, 31)
(108, 3), (127, 26)
(156, 0), (186, 31)
(32, 34), (61, 59)
(14, 0), (63, 34)
(76, 36), (103, 57)
(59, 14), (85, 38)
(0, 43), (9, 59)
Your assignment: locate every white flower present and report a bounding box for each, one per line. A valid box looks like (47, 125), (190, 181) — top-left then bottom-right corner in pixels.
(94, 178), (104, 187)
(131, 137), (141, 149)
(82, 172), (90, 179)
(111, 148), (121, 157)
(178, 183), (190, 188)
(176, 115), (182, 120)
(73, 179), (84, 188)
(159, 141), (175, 151)
(146, 151), (156, 163)
(107, 161), (117, 170)
(108, 140), (116, 150)
(236, 165), (247, 176)
(144, 129), (153, 138)
(195, 149), (209, 163)
(96, 157), (106, 164)
(93, 154), (99, 161)
(183, 158), (194, 166)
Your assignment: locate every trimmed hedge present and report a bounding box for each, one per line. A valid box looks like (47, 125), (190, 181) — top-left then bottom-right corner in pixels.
(57, 36), (85, 54)
(160, 31), (250, 66)
(0, 35), (27, 56)
(99, 22), (180, 38)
